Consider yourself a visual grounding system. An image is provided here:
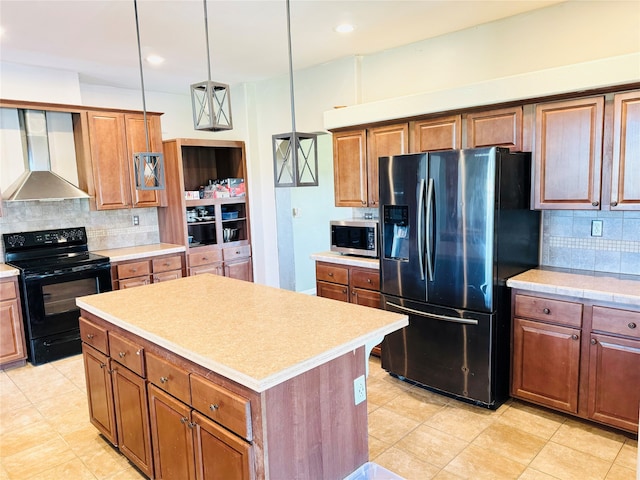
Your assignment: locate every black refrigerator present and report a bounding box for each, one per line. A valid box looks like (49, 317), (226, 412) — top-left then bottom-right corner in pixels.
(379, 147), (540, 408)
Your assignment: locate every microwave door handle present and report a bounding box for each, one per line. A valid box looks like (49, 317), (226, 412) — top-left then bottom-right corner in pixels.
(425, 178), (434, 281)
(417, 178), (425, 281)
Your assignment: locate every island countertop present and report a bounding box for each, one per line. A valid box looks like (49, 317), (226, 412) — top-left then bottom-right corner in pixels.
(76, 274), (407, 392)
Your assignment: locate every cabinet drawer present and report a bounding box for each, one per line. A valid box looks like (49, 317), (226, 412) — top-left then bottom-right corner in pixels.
(116, 260), (151, 279)
(119, 276), (151, 289)
(0, 280), (17, 300)
(189, 250), (223, 267)
(152, 255), (182, 273)
(146, 351), (191, 404)
(108, 331), (145, 377)
(592, 306), (640, 339)
(190, 374), (252, 441)
(351, 268), (380, 290)
(79, 317), (109, 354)
(153, 270), (182, 283)
(514, 294), (583, 327)
(316, 263), (349, 285)
(222, 245), (251, 261)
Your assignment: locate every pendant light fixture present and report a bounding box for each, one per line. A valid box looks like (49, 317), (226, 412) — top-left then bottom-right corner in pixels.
(191, 0), (232, 131)
(273, 0), (318, 187)
(133, 0), (165, 190)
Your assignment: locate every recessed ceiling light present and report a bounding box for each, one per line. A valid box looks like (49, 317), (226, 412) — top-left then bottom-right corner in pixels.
(334, 23), (355, 34)
(145, 55), (165, 65)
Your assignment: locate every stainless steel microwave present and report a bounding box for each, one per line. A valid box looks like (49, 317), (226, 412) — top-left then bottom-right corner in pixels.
(330, 220), (378, 258)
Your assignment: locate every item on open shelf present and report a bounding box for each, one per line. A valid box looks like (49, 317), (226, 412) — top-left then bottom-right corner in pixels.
(223, 228), (238, 242)
(221, 211), (239, 220)
(185, 191), (200, 200)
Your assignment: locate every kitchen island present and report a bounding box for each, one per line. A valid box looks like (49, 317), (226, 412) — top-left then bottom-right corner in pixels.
(76, 274), (407, 479)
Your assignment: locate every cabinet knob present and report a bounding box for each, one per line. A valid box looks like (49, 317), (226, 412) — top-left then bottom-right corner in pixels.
(86, 333), (95, 339)
(342, 289), (347, 294)
(131, 267), (137, 272)
(160, 376), (168, 384)
(328, 272), (334, 277)
(610, 201), (618, 207)
(352, 291), (357, 296)
(629, 322), (637, 330)
(188, 422), (196, 429)
(180, 417), (188, 424)
(591, 339), (597, 345)
(543, 308), (551, 315)
(209, 404), (219, 411)
(235, 250), (240, 254)
(118, 352), (126, 358)
(591, 201), (599, 207)
(571, 334), (579, 340)
(99, 362), (106, 369)
(367, 278), (372, 283)
(361, 201), (366, 206)
(164, 262), (170, 266)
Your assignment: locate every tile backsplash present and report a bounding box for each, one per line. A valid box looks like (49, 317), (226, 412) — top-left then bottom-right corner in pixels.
(0, 199), (160, 258)
(540, 210), (640, 275)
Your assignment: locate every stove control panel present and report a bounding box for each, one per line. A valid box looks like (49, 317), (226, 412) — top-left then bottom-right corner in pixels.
(3, 227), (87, 252)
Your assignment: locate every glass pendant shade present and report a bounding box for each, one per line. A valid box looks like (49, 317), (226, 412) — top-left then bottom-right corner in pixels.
(273, 132), (318, 187)
(191, 80), (233, 131)
(134, 152), (165, 190)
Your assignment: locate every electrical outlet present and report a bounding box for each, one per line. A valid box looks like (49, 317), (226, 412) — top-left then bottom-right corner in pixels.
(353, 375), (366, 405)
(591, 220), (603, 237)
(133, 215), (139, 226)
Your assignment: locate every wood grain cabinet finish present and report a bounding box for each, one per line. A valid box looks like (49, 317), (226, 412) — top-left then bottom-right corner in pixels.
(86, 111), (163, 210)
(610, 90), (640, 210)
(465, 106), (523, 151)
(0, 278), (27, 368)
(112, 253), (185, 290)
(333, 129), (368, 207)
(410, 115), (462, 152)
(82, 343), (117, 444)
(365, 124), (409, 207)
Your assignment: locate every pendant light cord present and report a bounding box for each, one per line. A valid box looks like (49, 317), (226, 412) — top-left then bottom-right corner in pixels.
(134, 0), (150, 152)
(203, 0), (212, 83)
(286, 0), (296, 133)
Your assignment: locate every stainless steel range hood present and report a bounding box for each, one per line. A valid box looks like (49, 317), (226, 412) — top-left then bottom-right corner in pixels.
(4, 109), (89, 201)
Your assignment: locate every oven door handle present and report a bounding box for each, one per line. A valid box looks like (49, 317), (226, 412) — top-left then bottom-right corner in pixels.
(43, 333), (81, 347)
(386, 301), (479, 325)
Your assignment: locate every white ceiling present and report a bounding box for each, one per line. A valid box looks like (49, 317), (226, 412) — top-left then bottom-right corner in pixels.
(0, 0), (563, 95)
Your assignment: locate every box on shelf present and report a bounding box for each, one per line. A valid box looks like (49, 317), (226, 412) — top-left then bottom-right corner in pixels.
(185, 191), (200, 200)
(221, 211), (239, 220)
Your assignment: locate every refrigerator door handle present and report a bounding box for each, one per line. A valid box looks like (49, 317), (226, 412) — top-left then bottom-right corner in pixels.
(417, 178), (426, 281)
(425, 178), (434, 281)
(386, 302), (479, 325)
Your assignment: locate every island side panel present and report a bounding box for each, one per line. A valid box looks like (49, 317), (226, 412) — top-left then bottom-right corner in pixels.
(262, 346), (368, 479)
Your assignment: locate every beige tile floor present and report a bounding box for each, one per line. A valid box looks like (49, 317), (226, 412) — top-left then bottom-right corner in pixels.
(0, 354), (637, 480)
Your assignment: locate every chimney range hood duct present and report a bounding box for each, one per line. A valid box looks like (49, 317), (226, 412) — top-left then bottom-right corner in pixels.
(4, 109), (90, 202)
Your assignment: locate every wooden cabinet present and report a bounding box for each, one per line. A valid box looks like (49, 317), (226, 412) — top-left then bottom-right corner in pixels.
(410, 115), (461, 152)
(82, 343), (117, 444)
(111, 252), (185, 290)
(316, 262), (382, 355)
(0, 277), (27, 369)
(158, 139), (252, 281)
(510, 291), (640, 433)
(333, 124), (408, 207)
(86, 110), (163, 210)
(465, 106), (523, 151)
(610, 90), (640, 210)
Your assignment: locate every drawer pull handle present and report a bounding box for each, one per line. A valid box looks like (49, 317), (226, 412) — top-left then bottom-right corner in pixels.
(543, 308), (551, 315)
(629, 322), (637, 329)
(209, 404), (219, 411)
(131, 267), (137, 273)
(86, 333), (95, 339)
(160, 376), (169, 384)
(99, 362), (106, 369)
(118, 352), (126, 358)
(571, 334), (579, 340)
(591, 339), (597, 345)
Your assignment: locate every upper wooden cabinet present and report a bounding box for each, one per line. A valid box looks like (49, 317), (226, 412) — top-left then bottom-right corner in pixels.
(465, 106), (523, 152)
(533, 96), (605, 210)
(610, 90), (640, 210)
(410, 115), (461, 152)
(86, 111), (163, 210)
(333, 124), (407, 207)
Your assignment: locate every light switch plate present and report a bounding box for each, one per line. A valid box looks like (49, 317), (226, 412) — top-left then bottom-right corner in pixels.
(591, 220), (603, 237)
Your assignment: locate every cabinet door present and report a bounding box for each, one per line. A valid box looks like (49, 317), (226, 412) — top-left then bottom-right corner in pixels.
(82, 344), (117, 445)
(351, 288), (381, 309)
(366, 124), (408, 207)
(465, 106), (523, 151)
(588, 334), (640, 432)
(333, 130), (367, 207)
(533, 97), (604, 209)
(225, 258), (253, 282)
(317, 281), (349, 302)
(87, 112), (132, 210)
(610, 91), (640, 210)
(125, 114), (162, 208)
(0, 297), (26, 365)
(511, 318), (581, 413)
(148, 384), (197, 480)
(112, 363), (154, 477)
(192, 410), (252, 480)
(410, 115), (461, 152)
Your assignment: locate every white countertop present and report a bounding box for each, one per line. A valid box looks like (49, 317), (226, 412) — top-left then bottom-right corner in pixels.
(0, 264), (19, 278)
(77, 274), (407, 392)
(311, 251), (379, 269)
(507, 268), (640, 307)
(93, 243), (185, 262)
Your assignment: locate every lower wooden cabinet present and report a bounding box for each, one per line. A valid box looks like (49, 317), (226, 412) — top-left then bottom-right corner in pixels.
(112, 252), (185, 290)
(511, 292), (640, 433)
(82, 343), (117, 444)
(189, 246), (253, 282)
(0, 277), (27, 369)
